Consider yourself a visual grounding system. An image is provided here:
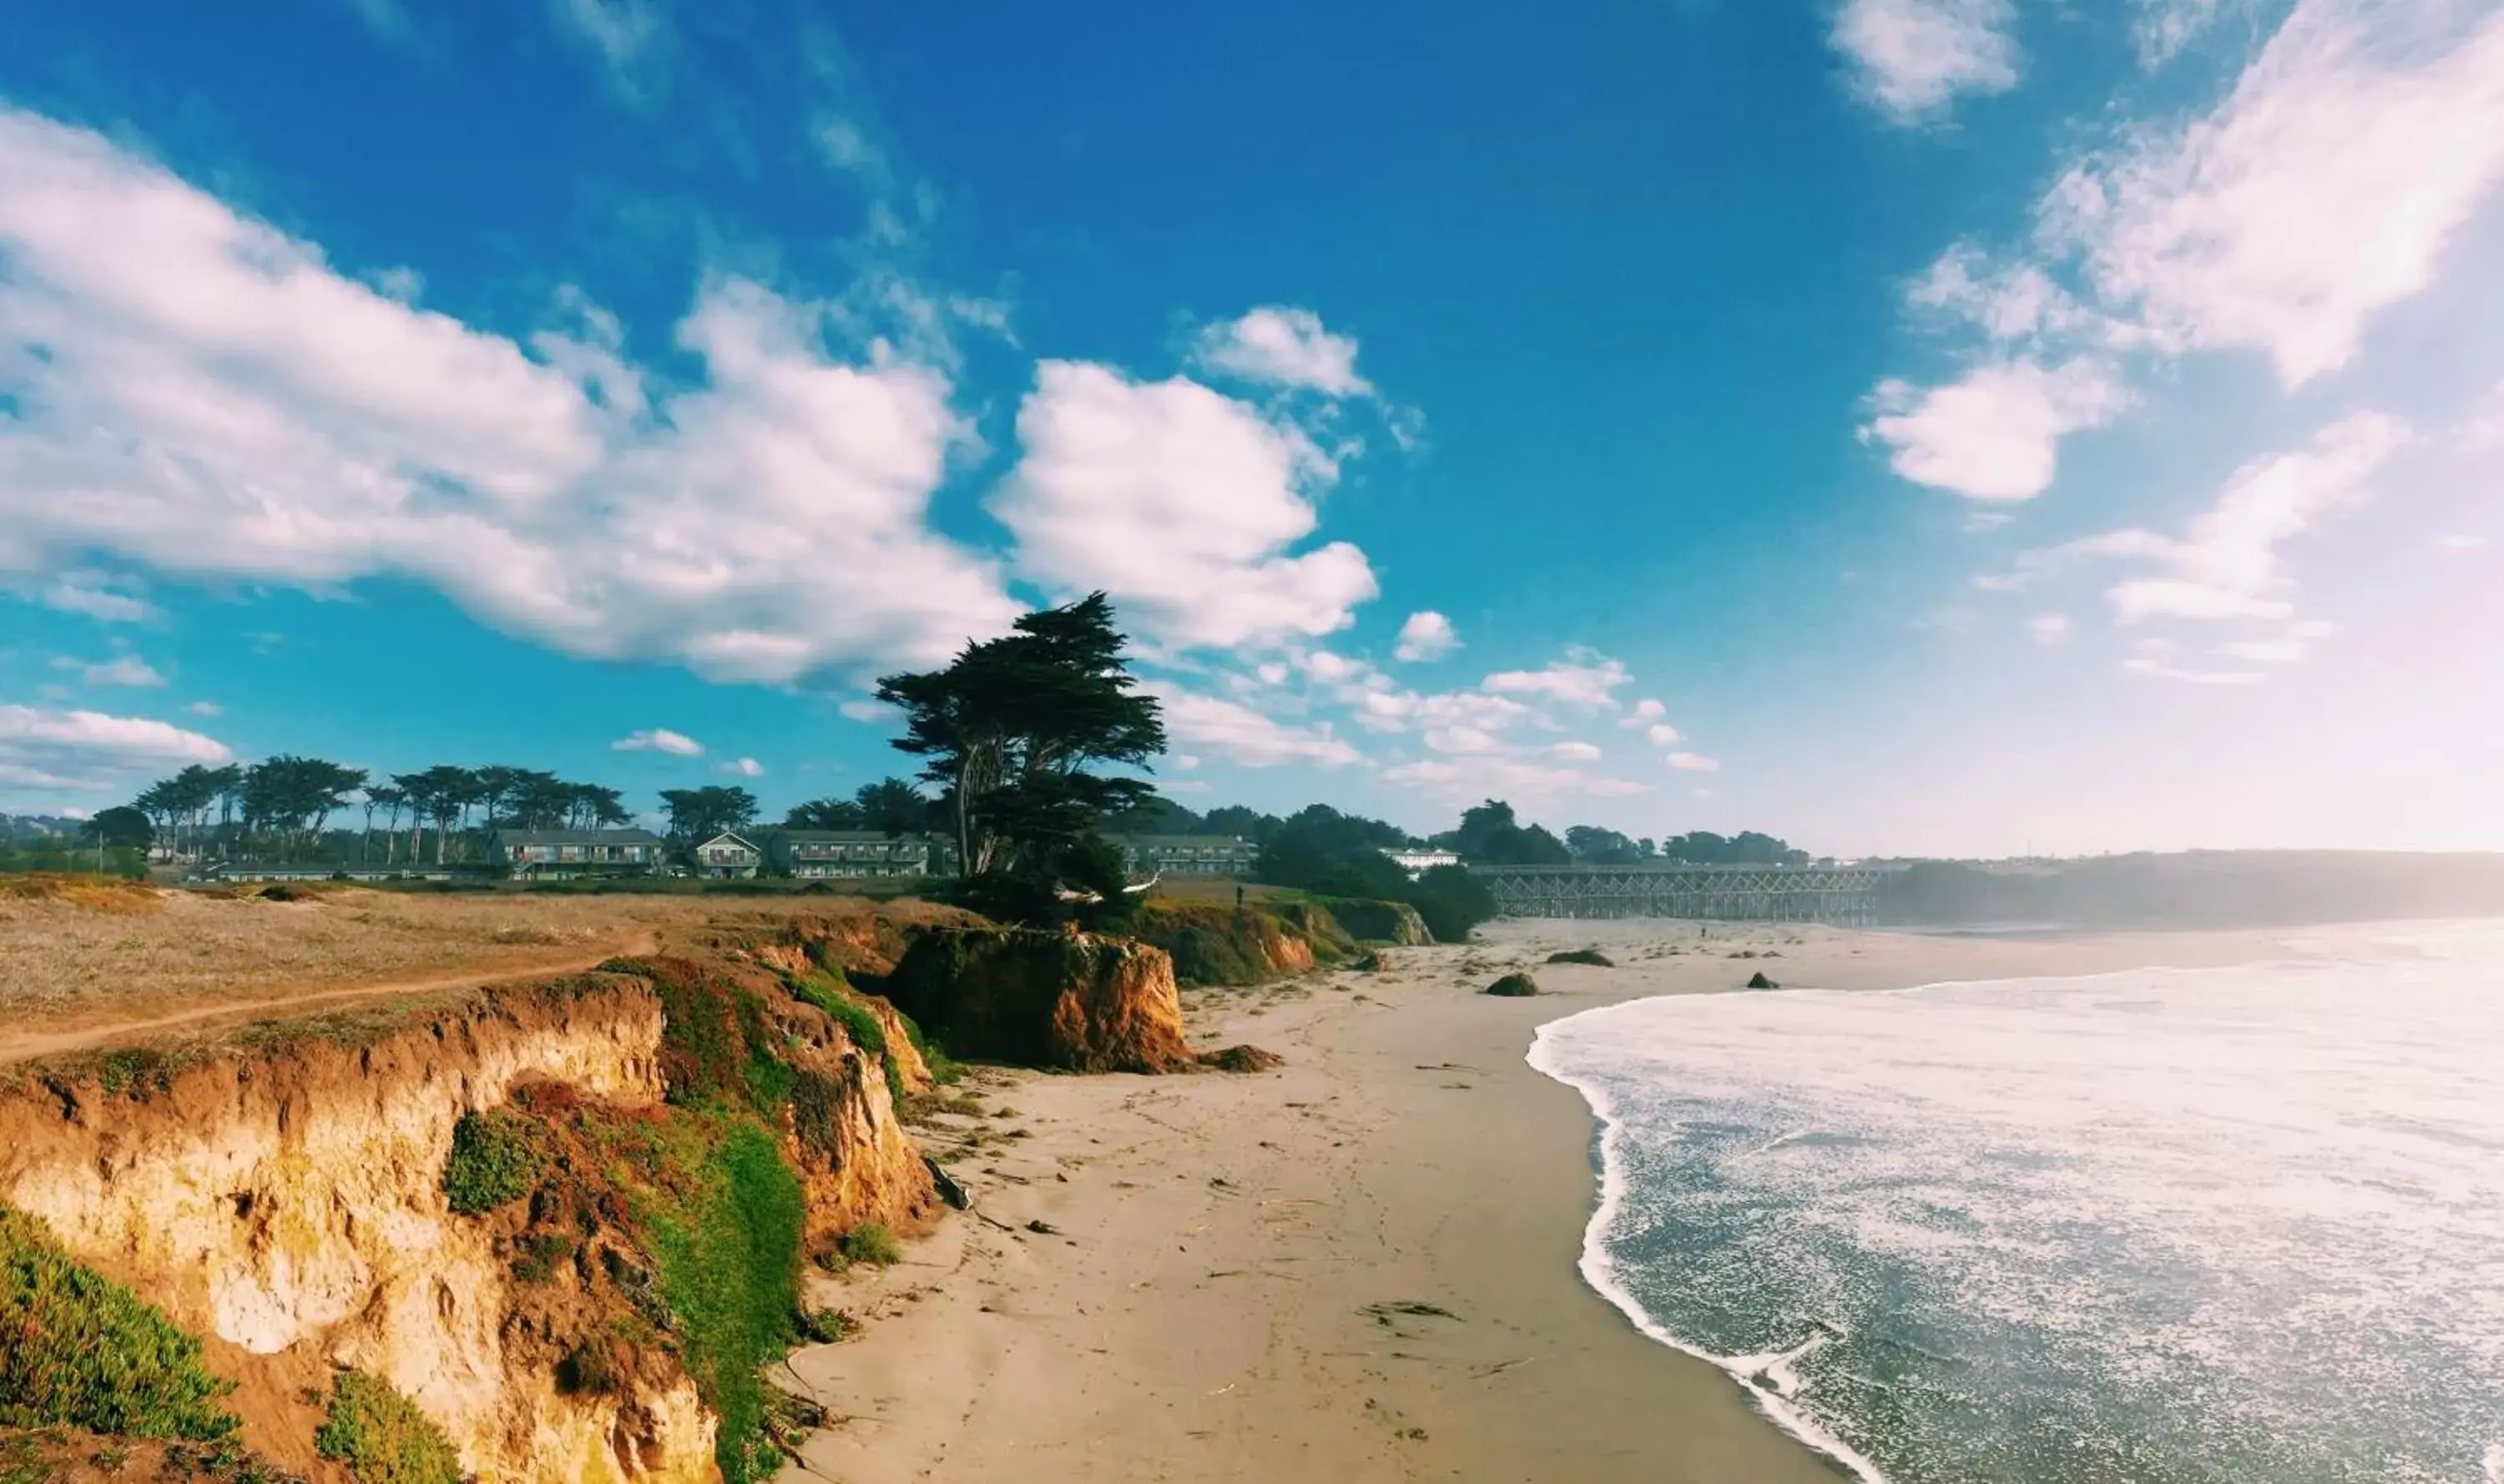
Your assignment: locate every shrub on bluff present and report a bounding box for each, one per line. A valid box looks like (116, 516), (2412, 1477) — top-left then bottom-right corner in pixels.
(882, 926), (1195, 1074)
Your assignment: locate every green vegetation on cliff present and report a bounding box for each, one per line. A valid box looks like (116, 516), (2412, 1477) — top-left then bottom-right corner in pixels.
(647, 1125), (808, 1484)
(445, 959), (856, 1484)
(1131, 900), (1355, 986)
(314, 1370), (462, 1484)
(0, 1206), (239, 1442)
(441, 1110), (543, 1214)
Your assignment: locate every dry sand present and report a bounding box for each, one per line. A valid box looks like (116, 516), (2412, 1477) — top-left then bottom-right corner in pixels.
(788, 916), (2310, 1483)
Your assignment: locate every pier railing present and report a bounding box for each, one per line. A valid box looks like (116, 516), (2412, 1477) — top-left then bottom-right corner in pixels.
(1467, 863), (1900, 923)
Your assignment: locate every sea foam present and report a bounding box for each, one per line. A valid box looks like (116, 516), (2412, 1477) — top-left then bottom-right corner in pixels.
(1529, 921), (2504, 1483)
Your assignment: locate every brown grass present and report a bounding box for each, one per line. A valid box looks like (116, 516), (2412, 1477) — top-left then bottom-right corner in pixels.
(0, 886), (720, 1033)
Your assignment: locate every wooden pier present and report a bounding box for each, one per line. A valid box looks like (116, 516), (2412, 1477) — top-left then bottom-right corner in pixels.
(1467, 863), (1897, 923)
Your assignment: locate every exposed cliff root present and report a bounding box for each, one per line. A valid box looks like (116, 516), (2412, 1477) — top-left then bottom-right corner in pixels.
(1130, 901), (1357, 987)
(882, 927), (1195, 1073)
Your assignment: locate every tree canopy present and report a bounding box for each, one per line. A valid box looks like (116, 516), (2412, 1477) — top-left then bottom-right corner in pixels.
(876, 592), (1164, 878)
(1434, 800), (1571, 866)
(659, 786), (760, 842)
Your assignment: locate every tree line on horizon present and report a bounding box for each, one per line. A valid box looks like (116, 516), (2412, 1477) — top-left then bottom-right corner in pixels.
(51, 594), (1807, 906)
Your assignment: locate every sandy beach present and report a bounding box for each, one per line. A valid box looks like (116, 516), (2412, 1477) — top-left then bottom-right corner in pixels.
(787, 916), (2310, 1483)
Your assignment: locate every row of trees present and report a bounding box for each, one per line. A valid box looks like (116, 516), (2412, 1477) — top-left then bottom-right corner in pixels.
(1104, 796), (1811, 869)
(119, 760), (634, 866)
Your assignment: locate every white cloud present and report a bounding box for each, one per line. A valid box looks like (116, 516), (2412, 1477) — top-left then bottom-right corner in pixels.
(992, 361), (1377, 650)
(0, 110), (1022, 688)
(1382, 756), (1648, 805)
(1644, 722), (1683, 746)
(1172, 754), (1201, 770)
(0, 704), (230, 791)
(1548, 740), (1603, 761)
(37, 574), (155, 623)
(1423, 725), (1504, 755)
(2214, 636), (2308, 663)
(1985, 416), (2402, 639)
(723, 756), (765, 778)
(1864, 359), (2128, 500)
(548, 0), (666, 88)
(1145, 684), (1364, 768)
(2124, 656), (2265, 684)
(51, 654), (167, 688)
(1189, 306), (1371, 398)
(613, 728), (704, 755)
(2131, 0), (2239, 66)
(2098, 411), (2406, 623)
(1832, 0), (2022, 124)
(1665, 751), (1721, 772)
(2436, 533), (2491, 554)
(1393, 610), (1460, 663)
(1908, 244), (2091, 342)
(2044, 2), (2504, 386)
(1353, 684), (1532, 736)
(1482, 646), (1633, 709)
(2028, 612), (2072, 644)
(187, 701), (221, 717)
(1296, 648), (1365, 684)
(836, 699), (891, 723)
(1621, 698), (1668, 729)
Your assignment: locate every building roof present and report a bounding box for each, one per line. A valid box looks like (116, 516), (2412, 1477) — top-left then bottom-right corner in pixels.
(695, 830), (763, 850)
(1114, 834), (1255, 849)
(774, 829), (929, 842)
(492, 828), (663, 846)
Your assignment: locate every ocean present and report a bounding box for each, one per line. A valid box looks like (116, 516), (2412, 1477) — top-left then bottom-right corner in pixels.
(1527, 921), (2504, 1484)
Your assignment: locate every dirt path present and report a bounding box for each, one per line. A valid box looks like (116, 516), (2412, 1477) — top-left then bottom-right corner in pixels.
(0, 932), (659, 1067)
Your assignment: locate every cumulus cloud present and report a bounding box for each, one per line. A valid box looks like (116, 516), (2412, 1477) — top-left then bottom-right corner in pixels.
(0, 704), (230, 791)
(1547, 740), (1603, 761)
(2028, 612), (2072, 644)
(613, 728), (704, 755)
(1908, 243), (2093, 343)
(52, 654), (166, 688)
(1189, 306), (1372, 398)
(0, 109), (1022, 688)
(36, 574), (155, 623)
(1644, 723), (1683, 745)
(187, 701), (222, 717)
(723, 756), (765, 777)
(1481, 646), (1633, 709)
(992, 361), (1377, 652)
(836, 699), (891, 722)
(1832, 0), (2022, 123)
(2043, 1), (2504, 386)
(1864, 359), (2128, 500)
(1875, 3), (2504, 507)
(1621, 699), (1668, 729)
(1145, 684), (1364, 768)
(1665, 751), (1721, 772)
(1393, 610), (1460, 663)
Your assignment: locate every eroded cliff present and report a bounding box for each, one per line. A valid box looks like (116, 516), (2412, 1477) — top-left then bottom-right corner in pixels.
(0, 943), (935, 1484)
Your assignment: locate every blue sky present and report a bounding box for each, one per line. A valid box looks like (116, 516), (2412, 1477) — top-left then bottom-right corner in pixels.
(3, 0), (2500, 855)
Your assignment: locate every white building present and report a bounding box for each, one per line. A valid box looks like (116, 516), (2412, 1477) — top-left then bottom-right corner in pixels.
(1381, 846), (1461, 876)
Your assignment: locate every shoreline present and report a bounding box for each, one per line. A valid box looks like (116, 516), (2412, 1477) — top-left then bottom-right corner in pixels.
(785, 916), (2314, 1483)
